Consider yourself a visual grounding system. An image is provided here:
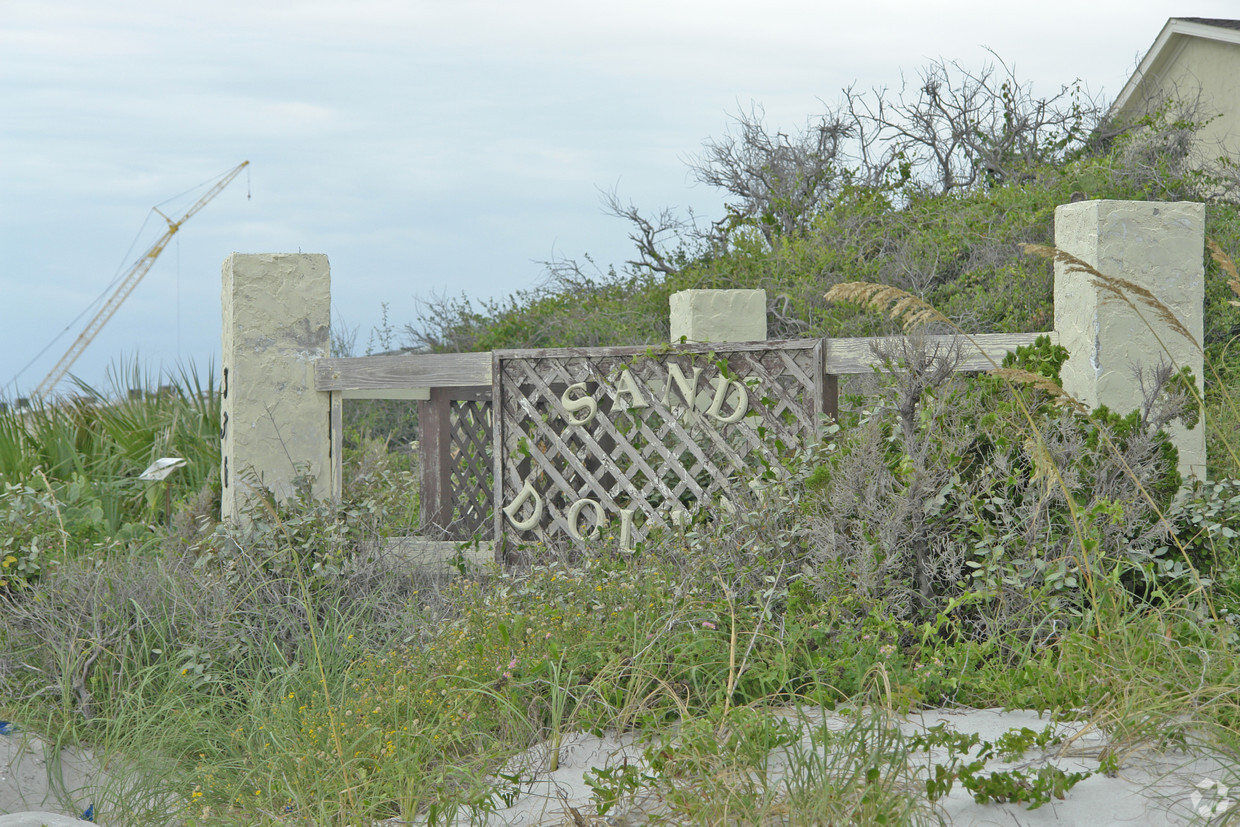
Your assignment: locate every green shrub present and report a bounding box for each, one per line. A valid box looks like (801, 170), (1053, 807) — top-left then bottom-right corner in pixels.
(0, 474), (148, 591)
(0, 480), (67, 590)
(801, 334), (1194, 635)
(1162, 477), (1240, 614)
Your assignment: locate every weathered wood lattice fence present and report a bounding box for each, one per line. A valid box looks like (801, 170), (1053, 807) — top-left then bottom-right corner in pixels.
(313, 352), (494, 541)
(492, 339), (826, 548)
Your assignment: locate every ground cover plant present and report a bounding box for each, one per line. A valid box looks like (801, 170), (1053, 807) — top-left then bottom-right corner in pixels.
(2, 56), (1240, 826)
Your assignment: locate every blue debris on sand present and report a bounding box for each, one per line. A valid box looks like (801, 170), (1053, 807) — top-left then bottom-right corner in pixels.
(81, 804), (94, 822)
(0, 721), (13, 735)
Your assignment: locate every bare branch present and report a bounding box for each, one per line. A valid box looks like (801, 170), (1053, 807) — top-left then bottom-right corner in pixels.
(857, 56), (1101, 195)
(686, 103), (851, 242)
(600, 190), (689, 276)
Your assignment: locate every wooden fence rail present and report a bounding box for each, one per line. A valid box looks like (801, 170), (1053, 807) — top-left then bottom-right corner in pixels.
(315, 332), (1054, 394)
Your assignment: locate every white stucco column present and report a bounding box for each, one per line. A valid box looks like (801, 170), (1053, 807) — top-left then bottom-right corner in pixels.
(221, 253), (332, 522)
(669, 289), (767, 343)
(1053, 200), (1205, 480)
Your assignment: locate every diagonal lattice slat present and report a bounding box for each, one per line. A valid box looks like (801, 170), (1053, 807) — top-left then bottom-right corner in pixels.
(445, 399), (493, 538)
(492, 340), (825, 551)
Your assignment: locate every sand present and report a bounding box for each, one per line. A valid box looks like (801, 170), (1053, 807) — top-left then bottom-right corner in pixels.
(2, 708), (1233, 825)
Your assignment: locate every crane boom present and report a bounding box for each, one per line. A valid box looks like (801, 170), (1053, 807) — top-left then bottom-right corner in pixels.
(34, 161), (249, 400)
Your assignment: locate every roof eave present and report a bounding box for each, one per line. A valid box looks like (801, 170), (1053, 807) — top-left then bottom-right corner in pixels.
(1109, 18), (1240, 121)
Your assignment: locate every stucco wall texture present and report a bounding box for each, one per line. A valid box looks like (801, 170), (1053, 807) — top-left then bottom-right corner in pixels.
(220, 253), (332, 522)
(670, 289), (767, 343)
(1054, 200), (1205, 480)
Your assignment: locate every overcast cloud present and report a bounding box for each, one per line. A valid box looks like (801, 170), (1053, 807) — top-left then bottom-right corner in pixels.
(2, 1), (1234, 398)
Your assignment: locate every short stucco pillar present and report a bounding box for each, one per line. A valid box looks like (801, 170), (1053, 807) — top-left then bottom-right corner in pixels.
(1054, 200), (1205, 480)
(221, 253), (332, 522)
(669, 289), (767, 343)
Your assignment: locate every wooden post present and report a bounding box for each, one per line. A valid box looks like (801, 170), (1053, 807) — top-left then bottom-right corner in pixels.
(418, 387), (454, 534)
(823, 374), (839, 423)
(330, 390), (343, 500)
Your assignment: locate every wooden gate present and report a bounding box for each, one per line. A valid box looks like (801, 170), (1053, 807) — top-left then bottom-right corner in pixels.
(492, 339), (827, 551)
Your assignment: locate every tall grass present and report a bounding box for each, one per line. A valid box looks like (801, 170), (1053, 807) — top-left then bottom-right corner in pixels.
(0, 360), (220, 531)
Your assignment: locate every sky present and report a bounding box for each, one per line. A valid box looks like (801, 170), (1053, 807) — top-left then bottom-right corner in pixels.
(2, 0), (1236, 400)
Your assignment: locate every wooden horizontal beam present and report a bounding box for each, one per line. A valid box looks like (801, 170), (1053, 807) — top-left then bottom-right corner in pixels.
(824, 332), (1057, 375)
(339, 386), (490, 401)
(315, 352), (491, 391)
(341, 388), (430, 401)
(316, 332), (1058, 392)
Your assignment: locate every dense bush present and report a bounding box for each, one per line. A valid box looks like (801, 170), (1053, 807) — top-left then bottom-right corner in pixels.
(405, 60), (1240, 354)
(0, 464), (428, 734)
(398, 61), (1240, 483)
(800, 334), (1198, 635)
(0, 476), (140, 590)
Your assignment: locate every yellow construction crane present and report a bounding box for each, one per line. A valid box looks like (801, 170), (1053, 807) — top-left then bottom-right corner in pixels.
(34, 160), (250, 401)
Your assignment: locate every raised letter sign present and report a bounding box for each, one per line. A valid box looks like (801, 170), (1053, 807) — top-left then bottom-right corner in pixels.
(661, 364), (703, 408)
(561, 382), (598, 426)
(493, 339), (825, 551)
(613, 369), (648, 410)
(618, 508), (635, 551)
(502, 479), (543, 531)
(706, 377), (749, 423)
(567, 498), (605, 540)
